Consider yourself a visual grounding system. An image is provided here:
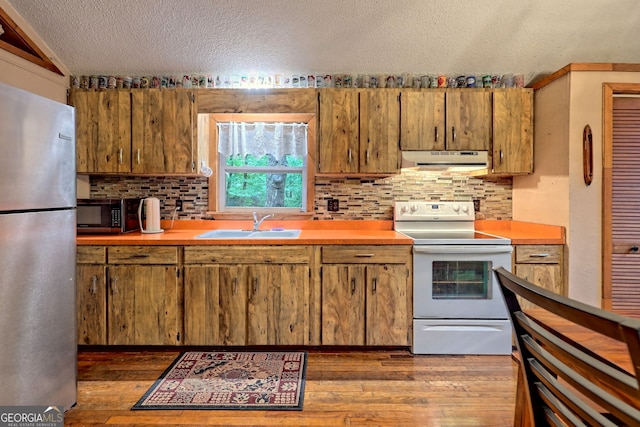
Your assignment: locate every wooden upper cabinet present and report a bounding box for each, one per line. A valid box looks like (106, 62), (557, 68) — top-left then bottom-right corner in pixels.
(400, 89), (490, 151)
(359, 90), (400, 174)
(400, 90), (445, 150)
(491, 89), (533, 175)
(70, 89), (197, 175)
(131, 89), (196, 174)
(71, 90), (132, 173)
(444, 90), (491, 151)
(318, 89), (400, 175)
(318, 89), (359, 174)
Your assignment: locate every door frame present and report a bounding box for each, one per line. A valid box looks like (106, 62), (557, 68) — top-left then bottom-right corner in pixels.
(601, 83), (640, 309)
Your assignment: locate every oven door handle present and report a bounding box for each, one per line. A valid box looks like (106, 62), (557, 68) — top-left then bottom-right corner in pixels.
(413, 245), (513, 255)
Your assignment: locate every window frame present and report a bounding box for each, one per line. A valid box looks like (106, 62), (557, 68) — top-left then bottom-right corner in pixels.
(205, 113), (316, 218)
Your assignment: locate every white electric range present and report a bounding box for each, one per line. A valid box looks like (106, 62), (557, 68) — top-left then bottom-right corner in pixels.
(394, 201), (513, 355)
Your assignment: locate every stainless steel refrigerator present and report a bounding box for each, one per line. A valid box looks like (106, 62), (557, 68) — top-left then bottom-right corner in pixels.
(0, 81), (77, 409)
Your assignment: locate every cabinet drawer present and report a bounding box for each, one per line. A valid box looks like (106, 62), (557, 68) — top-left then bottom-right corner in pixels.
(322, 245), (411, 264)
(107, 246), (178, 264)
(77, 246), (106, 264)
(184, 245), (311, 264)
(515, 245), (563, 264)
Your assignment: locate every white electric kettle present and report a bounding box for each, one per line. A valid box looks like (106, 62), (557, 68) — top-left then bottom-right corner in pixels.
(138, 197), (164, 234)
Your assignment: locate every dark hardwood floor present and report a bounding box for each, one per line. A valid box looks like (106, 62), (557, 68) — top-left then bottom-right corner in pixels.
(65, 348), (518, 426)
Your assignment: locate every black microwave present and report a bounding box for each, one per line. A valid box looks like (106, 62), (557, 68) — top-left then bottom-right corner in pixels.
(77, 198), (141, 234)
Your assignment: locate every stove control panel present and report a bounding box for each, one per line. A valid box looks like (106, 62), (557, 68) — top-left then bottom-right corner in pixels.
(394, 201), (475, 221)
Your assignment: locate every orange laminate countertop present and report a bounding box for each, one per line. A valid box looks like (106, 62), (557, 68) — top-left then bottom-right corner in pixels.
(475, 220), (565, 245)
(76, 220), (413, 246)
(77, 219), (565, 246)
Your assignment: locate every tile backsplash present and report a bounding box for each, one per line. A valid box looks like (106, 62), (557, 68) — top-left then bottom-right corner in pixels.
(88, 170), (512, 221)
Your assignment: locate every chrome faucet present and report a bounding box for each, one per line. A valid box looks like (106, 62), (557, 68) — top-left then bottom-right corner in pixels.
(253, 212), (274, 231)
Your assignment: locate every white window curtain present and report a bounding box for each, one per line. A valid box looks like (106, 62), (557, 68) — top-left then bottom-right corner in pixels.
(217, 122), (308, 160)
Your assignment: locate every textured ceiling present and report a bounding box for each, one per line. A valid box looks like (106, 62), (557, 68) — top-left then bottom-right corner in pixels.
(5, 0), (640, 86)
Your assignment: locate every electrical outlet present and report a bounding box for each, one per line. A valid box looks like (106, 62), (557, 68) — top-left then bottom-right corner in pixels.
(473, 199), (480, 212)
(176, 200), (183, 211)
(327, 198), (339, 212)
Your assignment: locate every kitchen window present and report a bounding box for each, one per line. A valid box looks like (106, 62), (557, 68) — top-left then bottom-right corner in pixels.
(202, 113), (316, 216)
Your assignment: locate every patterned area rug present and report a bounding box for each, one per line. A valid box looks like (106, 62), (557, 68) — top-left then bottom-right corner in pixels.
(132, 351), (307, 410)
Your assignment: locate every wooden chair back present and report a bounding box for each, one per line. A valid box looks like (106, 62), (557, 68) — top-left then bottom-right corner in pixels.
(494, 266), (640, 426)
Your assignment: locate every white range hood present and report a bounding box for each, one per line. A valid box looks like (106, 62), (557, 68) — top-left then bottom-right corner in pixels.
(401, 150), (489, 172)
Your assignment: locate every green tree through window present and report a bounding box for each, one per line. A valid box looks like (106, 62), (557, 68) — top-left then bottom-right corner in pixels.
(218, 122), (308, 212)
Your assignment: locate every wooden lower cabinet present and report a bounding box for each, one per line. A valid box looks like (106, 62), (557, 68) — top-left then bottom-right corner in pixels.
(76, 246), (108, 345)
(107, 264), (181, 345)
(77, 246), (182, 346)
(107, 246), (182, 345)
(183, 246), (310, 346)
(321, 246), (411, 346)
(76, 243), (411, 347)
(513, 244), (565, 310)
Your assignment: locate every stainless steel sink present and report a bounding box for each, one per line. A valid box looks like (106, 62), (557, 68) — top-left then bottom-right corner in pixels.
(196, 229), (301, 239)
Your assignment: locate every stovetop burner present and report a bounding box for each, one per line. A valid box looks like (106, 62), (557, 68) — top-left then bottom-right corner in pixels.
(394, 201), (510, 245)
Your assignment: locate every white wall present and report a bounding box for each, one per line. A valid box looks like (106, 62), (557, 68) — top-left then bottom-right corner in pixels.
(512, 74), (571, 227)
(513, 70), (640, 307)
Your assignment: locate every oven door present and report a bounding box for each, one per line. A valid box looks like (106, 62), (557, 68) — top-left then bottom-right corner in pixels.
(413, 245), (512, 319)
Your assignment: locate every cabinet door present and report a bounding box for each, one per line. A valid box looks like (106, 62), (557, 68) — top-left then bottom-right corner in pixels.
(445, 90), (491, 151)
(366, 264), (409, 346)
(400, 90), (446, 151)
(108, 265), (181, 345)
(321, 265), (366, 345)
(131, 89), (196, 174)
(514, 264), (563, 310)
(71, 90), (131, 173)
(247, 264), (309, 345)
(492, 90), (533, 174)
(218, 265), (248, 345)
(76, 264), (107, 345)
(318, 89), (359, 174)
(184, 265), (223, 345)
(359, 89), (400, 174)
(514, 244), (564, 310)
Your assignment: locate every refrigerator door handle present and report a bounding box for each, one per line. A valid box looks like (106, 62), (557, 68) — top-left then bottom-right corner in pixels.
(58, 133), (73, 141)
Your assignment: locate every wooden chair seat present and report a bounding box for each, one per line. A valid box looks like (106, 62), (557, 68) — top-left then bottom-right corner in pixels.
(494, 266), (640, 426)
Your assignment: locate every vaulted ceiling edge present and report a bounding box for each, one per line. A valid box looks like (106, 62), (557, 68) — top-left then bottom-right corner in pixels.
(0, 6), (63, 75)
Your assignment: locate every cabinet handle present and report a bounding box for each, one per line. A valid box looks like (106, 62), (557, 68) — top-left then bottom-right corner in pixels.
(131, 254), (149, 258)
(119, 148), (123, 164)
(350, 278), (356, 295)
(355, 253), (375, 257)
(529, 254), (550, 258)
(631, 246), (639, 252)
(435, 126), (438, 142)
(253, 277), (258, 297)
(372, 277), (377, 294)
(111, 276), (118, 293)
(91, 275), (98, 294)
(500, 149), (504, 164)
(232, 277), (238, 295)
(348, 148), (352, 164)
(137, 149), (141, 164)
(366, 149), (370, 164)
(452, 126), (456, 142)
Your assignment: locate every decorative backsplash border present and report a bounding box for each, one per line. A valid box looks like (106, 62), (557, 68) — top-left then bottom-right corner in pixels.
(88, 171), (512, 221)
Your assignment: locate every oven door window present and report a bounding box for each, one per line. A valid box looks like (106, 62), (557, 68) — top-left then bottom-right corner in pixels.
(432, 260), (492, 299)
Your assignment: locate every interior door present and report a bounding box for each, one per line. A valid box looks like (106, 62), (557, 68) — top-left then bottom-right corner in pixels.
(605, 94), (640, 310)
